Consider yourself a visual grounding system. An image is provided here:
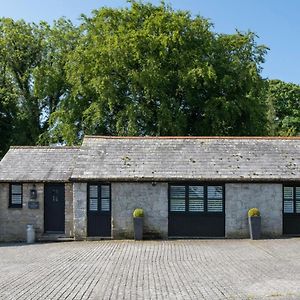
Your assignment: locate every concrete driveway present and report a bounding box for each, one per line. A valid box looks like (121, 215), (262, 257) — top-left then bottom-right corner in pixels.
(1, 239), (300, 299)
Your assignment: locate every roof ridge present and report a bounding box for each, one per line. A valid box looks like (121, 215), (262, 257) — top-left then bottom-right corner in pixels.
(10, 146), (80, 149)
(84, 135), (300, 140)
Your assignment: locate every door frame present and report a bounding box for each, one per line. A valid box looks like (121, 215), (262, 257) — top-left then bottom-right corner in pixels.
(87, 182), (112, 237)
(168, 182), (225, 237)
(44, 183), (65, 233)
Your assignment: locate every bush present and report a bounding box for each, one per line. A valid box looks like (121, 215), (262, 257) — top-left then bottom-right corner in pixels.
(248, 208), (260, 217)
(133, 208), (144, 218)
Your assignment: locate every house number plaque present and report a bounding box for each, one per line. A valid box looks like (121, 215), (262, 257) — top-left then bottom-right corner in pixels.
(28, 201), (39, 209)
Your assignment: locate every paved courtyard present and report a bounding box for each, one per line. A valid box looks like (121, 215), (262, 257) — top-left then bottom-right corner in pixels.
(1, 239), (300, 299)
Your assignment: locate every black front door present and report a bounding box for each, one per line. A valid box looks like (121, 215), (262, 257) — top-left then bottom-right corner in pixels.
(87, 184), (111, 237)
(44, 183), (65, 233)
(168, 184), (225, 237)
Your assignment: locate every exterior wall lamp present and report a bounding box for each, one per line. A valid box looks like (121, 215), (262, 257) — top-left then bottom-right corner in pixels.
(30, 185), (37, 200)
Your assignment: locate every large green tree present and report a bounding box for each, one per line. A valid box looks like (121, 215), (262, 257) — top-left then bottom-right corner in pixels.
(0, 18), (43, 145)
(49, 1), (268, 144)
(0, 62), (18, 157)
(267, 79), (300, 136)
(0, 17), (79, 149)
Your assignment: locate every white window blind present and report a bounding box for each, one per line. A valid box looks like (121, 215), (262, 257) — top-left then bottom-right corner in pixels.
(170, 186), (186, 212)
(296, 187), (300, 213)
(11, 184), (22, 206)
(189, 186), (204, 212)
(207, 186), (223, 212)
(284, 187), (294, 213)
(89, 185), (98, 211)
(101, 185), (110, 211)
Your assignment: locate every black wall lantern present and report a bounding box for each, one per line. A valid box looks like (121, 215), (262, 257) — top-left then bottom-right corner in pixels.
(30, 185), (37, 200)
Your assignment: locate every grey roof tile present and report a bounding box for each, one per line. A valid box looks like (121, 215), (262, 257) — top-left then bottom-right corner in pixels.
(0, 146), (79, 182)
(70, 136), (300, 182)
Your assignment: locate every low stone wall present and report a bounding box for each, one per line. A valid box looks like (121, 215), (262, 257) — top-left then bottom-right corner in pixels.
(0, 183), (44, 241)
(111, 182), (168, 239)
(225, 183), (282, 238)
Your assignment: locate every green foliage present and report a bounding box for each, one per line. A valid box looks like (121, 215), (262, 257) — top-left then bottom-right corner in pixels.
(267, 79), (300, 136)
(0, 17), (80, 151)
(133, 208), (144, 218)
(248, 208), (260, 217)
(53, 1), (268, 142)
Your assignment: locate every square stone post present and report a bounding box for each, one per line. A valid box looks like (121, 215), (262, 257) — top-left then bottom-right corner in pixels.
(73, 182), (87, 240)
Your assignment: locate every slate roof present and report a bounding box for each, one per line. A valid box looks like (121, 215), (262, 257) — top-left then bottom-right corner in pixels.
(0, 146), (79, 182)
(71, 136), (300, 182)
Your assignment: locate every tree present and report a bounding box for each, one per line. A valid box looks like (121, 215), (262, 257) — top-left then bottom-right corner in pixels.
(267, 79), (300, 136)
(0, 18), (43, 145)
(48, 1), (268, 144)
(0, 62), (18, 157)
(35, 19), (81, 144)
(0, 18), (79, 150)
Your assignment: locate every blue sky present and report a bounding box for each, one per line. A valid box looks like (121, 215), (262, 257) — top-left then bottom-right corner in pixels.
(1, 0), (299, 84)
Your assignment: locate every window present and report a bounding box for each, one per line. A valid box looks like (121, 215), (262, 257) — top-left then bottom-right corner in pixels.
(169, 184), (224, 213)
(89, 185), (98, 211)
(284, 186), (300, 214)
(170, 186), (186, 211)
(189, 186), (204, 212)
(88, 184), (111, 212)
(9, 184), (22, 208)
(207, 186), (223, 212)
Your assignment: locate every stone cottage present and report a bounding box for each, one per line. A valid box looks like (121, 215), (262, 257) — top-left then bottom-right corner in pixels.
(0, 136), (299, 241)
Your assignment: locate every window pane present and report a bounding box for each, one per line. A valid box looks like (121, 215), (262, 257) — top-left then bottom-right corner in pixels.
(284, 187), (294, 213)
(170, 198), (185, 212)
(12, 184), (21, 194)
(101, 185), (110, 199)
(89, 185), (98, 198)
(101, 198), (110, 211)
(284, 187), (293, 199)
(284, 201), (294, 213)
(207, 199), (223, 212)
(189, 198), (204, 212)
(207, 186), (223, 212)
(189, 186), (204, 198)
(89, 198), (98, 211)
(207, 186), (223, 199)
(189, 186), (204, 212)
(170, 186), (185, 198)
(296, 200), (300, 213)
(11, 194), (22, 205)
(170, 186), (185, 212)
(296, 187), (300, 200)
(89, 185), (98, 211)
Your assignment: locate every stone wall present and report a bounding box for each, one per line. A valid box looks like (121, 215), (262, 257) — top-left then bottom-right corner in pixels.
(111, 182), (168, 239)
(225, 183), (282, 238)
(65, 183), (74, 238)
(73, 182), (87, 240)
(0, 183), (44, 241)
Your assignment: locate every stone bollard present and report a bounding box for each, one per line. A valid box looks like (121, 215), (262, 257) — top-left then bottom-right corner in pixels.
(26, 224), (35, 244)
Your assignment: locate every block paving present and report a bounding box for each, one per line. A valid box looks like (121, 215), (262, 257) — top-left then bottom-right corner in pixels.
(1, 239), (300, 299)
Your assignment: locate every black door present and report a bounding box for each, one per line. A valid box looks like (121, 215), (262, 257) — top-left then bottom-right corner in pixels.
(44, 183), (65, 233)
(168, 184), (225, 237)
(87, 184), (111, 237)
(283, 185), (300, 235)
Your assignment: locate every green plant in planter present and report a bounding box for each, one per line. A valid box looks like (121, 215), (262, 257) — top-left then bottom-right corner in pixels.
(248, 208), (261, 240)
(248, 208), (260, 217)
(133, 208), (144, 218)
(133, 208), (144, 240)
